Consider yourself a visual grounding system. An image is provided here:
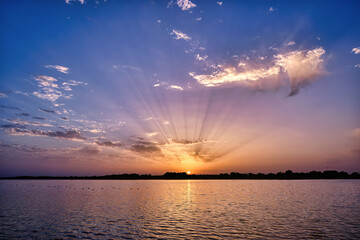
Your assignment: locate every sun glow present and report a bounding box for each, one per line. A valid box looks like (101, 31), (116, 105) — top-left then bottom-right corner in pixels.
(187, 171), (191, 174)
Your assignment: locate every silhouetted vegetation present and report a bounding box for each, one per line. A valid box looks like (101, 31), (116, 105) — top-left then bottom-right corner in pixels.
(1, 170), (359, 180)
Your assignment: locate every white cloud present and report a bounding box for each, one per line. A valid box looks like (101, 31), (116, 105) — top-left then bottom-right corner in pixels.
(0, 92), (8, 98)
(163, 120), (170, 125)
(190, 47), (326, 96)
(190, 66), (280, 87)
(355, 64), (360, 68)
(65, 0), (85, 4)
(171, 29), (191, 41)
(176, 0), (196, 11)
(45, 65), (69, 74)
(168, 85), (184, 91)
(352, 47), (360, 54)
(195, 54), (208, 61)
(33, 75), (62, 102)
(146, 132), (159, 137)
(196, 17), (202, 21)
(286, 41), (296, 46)
(274, 47), (326, 96)
(269, 7), (274, 12)
(217, 2), (223, 6)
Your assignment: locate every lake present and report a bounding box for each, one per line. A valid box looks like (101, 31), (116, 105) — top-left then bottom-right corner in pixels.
(0, 180), (359, 239)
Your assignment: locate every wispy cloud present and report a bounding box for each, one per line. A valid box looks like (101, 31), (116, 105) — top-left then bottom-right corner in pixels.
(113, 65), (141, 71)
(39, 108), (60, 114)
(168, 85), (184, 91)
(62, 80), (87, 91)
(175, 0), (196, 11)
(65, 0), (85, 4)
(217, 2), (223, 6)
(351, 47), (360, 54)
(189, 66), (280, 87)
(0, 92), (8, 98)
(153, 80), (184, 91)
(45, 65), (70, 74)
(4, 118), (52, 127)
(171, 29), (191, 41)
(5, 128), (85, 140)
(145, 132), (159, 137)
(96, 141), (122, 147)
(286, 41), (296, 46)
(190, 47), (326, 96)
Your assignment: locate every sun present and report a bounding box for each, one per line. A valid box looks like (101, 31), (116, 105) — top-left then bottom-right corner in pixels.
(187, 171), (191, 174)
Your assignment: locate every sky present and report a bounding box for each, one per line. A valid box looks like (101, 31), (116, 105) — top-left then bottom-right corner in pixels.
(0, 0), (359, 176)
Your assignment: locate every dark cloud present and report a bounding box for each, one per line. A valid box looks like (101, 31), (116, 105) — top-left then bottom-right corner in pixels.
(1, 124), (26, 129)
(77, 146), (101, 154)
(5, 128), (85, 140)
(17, 113), (30, 117)
(39, 108), (58, 114)
(172, 139), (202, 144)
(131, 144), (161, 153)
(32, 117), (46, 120)
(61, 117), (68, 120)
(96, 141), (122, 147)
(0, 105), (20, 110)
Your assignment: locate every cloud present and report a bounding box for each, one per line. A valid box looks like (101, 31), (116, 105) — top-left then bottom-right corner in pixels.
(77, 146), (101, 154)
(96, 141), (122, 147)
(355, 64), (360, 69)
(45, 65), (69, 74)
(33, 75), (62, 102)
(0, 105), (20, 110)
(351, 47), (360, 54)
(171, 29), (191, 41)
(275, 47), (326, 96)
(62, 80), (87, 91)
(5, 128), (85, 140)
(0, 92), (8, 98)
(190, 47), (326, 96)
(189, 66), (280, 87)
(4, 118), (52, 127)
(168, 85), (184, 91)
(113, 65), (141, 71)
(1, 124), (26, 129)
(172, 139), (202, 145)
(217, 1), (223, 6)
(176, 0), (196, 11)
(131, 144), (162, 153)
(32, 117), (46, 120)
(65, 0), (85, 4)
(145, 132), (159, 137)
(153, 81), (184, 91)
(195, 54), (208, 61)
(269, 7), (274, 12)
(39, 108), (60, 114)
(286, 41), (296, 46)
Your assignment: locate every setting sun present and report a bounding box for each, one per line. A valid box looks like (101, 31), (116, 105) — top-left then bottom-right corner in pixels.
(187, 171), (191, 174)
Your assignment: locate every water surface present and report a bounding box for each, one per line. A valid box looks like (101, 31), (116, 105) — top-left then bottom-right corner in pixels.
(0, 180), (359, 239)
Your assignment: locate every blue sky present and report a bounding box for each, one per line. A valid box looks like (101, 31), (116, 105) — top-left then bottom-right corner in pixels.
(0, 0), (359, 176)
